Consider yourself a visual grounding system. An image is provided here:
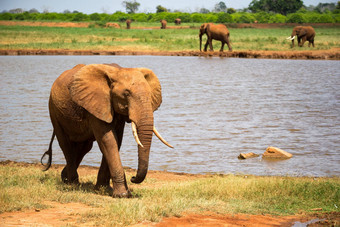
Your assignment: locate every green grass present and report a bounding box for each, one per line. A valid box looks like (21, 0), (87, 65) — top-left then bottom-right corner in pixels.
(0, 25), (339, 51)
(0, 163), (339, 226)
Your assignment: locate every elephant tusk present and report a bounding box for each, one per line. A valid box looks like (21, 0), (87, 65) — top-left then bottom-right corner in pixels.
(131, 122), (144, 148)
(290, 36), (296, 40)
(286, 36), (292, 40)
(153, 126), (174, 148)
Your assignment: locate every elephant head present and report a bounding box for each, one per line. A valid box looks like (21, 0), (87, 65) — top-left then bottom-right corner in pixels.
(287, 26), (303, 40)
(69, 64), (171, 184)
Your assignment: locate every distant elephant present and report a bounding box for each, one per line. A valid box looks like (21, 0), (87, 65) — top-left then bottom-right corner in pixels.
(199, 23), (232, 52)
(41, 63), (173, 198)
(160, 19), (167, 29)
(286, 26), (315, 48)
(126, 19), (131, 29)
(174, 18), (181, 25)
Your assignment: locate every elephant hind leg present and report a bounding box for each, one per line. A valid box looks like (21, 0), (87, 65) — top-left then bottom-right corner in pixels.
(220, 42), (225, 52)
(58, 135), (93, 184)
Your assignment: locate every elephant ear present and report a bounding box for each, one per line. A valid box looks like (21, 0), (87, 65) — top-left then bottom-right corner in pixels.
(299, 28), (307, 36)
(70, 64), (118, 123)
(137, 68), (162, 111)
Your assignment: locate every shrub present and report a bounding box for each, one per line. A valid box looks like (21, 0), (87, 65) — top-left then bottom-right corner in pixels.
(190, 13), (206, 23)
(110, 11), (129, 22)
(0, 13), (13, 20)
(253, 12), (270, 23)
(72, 13), (89, 21)
(233, 13), (256, 23)
(268, 14), (286, 23)
(286, 13), (306, 23)
(132, 13), (148, 22)
(216, 12), (232, 23)
(89, 13), (101, 21)
(318, 14), (335, 23)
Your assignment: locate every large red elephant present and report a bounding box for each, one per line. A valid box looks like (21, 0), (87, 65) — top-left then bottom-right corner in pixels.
(41, 63), (173, 198)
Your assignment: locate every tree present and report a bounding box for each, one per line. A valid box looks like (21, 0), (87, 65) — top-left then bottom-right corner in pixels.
(248, 0), (303, 15)
(214, 2), (227, 12)
(122, 0), (140, 14)
(156, 5), (168, 13)
(28, 8), (39, 13)
(9, 8), (24, 14)
(227, 8), (236, 14)
(199, 8), (210, 14)
(314, 3), (336, 13)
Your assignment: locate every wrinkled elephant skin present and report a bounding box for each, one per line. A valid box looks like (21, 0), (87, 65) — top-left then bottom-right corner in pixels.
(41, 63), (169, 198)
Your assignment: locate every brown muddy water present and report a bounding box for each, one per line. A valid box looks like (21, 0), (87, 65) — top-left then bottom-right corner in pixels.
(0, 56), (339, 176)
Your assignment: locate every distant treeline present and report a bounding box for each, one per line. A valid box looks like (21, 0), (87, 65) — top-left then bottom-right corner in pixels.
(1, 11), (339, 24)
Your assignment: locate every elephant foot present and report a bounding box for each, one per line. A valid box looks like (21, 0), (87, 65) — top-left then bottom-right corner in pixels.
(61, 166), (79, 184)
(112, 190), (132, 198)
(112, 184), (132, 198)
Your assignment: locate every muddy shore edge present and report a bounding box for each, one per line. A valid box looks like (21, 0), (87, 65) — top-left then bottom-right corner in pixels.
(1, 49), (339, 60)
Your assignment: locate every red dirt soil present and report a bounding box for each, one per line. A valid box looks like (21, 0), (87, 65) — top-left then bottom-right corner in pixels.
(0, 161), (339, 226)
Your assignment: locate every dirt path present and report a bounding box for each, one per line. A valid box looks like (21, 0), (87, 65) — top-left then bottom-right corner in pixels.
(1, 161), (339, 226)
(0, 206), (323, 227)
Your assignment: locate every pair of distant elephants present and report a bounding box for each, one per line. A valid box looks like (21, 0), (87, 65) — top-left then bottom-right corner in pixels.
(41, 24), (316, 199)
(199, 23), (316, 52)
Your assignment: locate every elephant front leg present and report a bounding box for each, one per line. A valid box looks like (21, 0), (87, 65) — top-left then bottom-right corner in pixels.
(91, 118), (130, 198)
(204, 40), (209, 52)
(96, 119), (126, 195)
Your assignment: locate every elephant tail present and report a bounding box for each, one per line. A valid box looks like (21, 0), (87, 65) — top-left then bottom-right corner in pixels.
(41, 130), (55, 171)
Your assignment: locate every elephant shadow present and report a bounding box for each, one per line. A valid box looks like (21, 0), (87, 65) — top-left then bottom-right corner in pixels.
(56, 181), (142, 198)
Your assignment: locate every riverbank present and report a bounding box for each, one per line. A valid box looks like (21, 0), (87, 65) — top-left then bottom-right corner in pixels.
(1, 48), (339, 60)
(1, 161), (339, 226)
(1, 20), (339, 60)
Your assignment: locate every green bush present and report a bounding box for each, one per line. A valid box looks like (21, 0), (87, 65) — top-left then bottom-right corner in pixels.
(253, 12), (271, 23)
(318, 14), (335, 23)
(268, 14), (286, 23)
(132, 13), (148, 22)
(0, 12), (13, 20)
(89, 13), (101, 21)
(110, 11), (129, 22)
(216, 12), (232, 23)
(190, 13), (207, 23)
(71, 13), (89, 21)
(0, 11), (339, 24)
(286, 13), (306, 23)
(233, 13), (256, 23)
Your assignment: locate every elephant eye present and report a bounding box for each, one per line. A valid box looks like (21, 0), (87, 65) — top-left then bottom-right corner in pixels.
(124, 90), (130, 97)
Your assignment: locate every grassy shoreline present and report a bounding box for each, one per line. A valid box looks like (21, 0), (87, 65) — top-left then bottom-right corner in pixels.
(0, 23), (339, 60)
(1, 161), (339, 226)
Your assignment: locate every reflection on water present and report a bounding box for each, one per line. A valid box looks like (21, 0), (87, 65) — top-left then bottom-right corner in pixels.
(0, 56), (339, 176)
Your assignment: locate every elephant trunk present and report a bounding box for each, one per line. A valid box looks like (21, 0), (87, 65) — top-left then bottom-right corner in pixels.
(130, 101), (154, 184)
